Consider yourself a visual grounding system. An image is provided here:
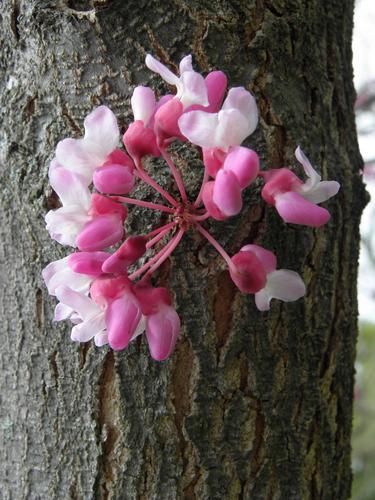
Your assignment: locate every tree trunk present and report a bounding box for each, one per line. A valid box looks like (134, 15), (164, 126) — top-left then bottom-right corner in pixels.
(0, 0), (366, 498)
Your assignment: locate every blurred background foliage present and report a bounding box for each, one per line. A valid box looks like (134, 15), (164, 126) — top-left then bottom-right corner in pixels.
(352, 1), (375, 498)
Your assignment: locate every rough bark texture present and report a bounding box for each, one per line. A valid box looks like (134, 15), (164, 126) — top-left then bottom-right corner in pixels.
(0, 0), (366, 498)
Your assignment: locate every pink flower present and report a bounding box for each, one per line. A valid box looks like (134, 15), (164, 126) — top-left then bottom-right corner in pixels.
(45, 160), (92, 247)
(76, 194), (127, 251)
(55, 286), (108, 346)
(229, 244), (306, 310)
(93, 149), (135, 195)
(145, 54), (209, 109)
(178, 87), (258, 151)
(202, 147), (259, 219)
(55, 106), (120, 183)
(261, 147), (340, 227)
(123, 86), (162, 159)
(134, 284), (180, 361)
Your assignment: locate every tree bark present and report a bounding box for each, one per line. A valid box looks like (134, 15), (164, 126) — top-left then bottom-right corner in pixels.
(0, 0), (366, 498)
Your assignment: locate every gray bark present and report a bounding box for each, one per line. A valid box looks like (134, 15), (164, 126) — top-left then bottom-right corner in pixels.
(0, 0), (366, 498)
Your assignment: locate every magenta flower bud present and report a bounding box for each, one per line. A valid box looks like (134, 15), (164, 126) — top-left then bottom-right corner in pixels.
(223, 147), (259, 189)
(123, 121), (160, 159)
(76, 215), (124, 251)
(146, 304), (180, 361)
(106, 294), (142, 350)
(229, 251), (267, 293)
(102, 236), (147, 274)
(93, 164), (135, 195)
(68, 252), (109, 276)
(212, 169), (243, 216)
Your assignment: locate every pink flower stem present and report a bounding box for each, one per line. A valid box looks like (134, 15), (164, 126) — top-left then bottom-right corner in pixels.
(146, 221), (177, 239)
(160, 148), (188, 203)
(194, 222), (235, 270)
(134, 157), (179, 207)
(110, 196), (174, 214)
(193, 166), (209, 208)
(146, 225), (176, 249)
(128, 230), (182, 281)
(144, 228), (185, 278)
(193, 212), (210, 222)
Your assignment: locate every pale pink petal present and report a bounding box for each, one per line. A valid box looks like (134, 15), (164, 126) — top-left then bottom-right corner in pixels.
(83, 106), (119, 153)
(55, 286), (101, 319)
(55, 138), (96, 182)
(299, 180), (340, 204)
(71, 313), (106, 342)
(222, 87), (258, 136)
(46, 266), (92, 296)
(45, 206), (91, 247)
(179, 55), (193, 73)
(255, 270), (306, 311)
(106, 295), (142, 350)
(178, 110), (220, 148)
(223, 147), (259, 189)
(212, 169), (242, 216)
(146, 305), (180, 361)
(216, 109), (254, 150)
(49, 160), (91, 207)
(178, 71), (209, 108)
(240, 245), (277, 273)
(275, 191), (330, 227)
(295, 146), (321, 188)
(54, 303), (74, 321)
(145, 54), (179, 86)
(94, 332), (109, 347)
(56, 106), (119, 181)
(42, 256), (70, 290)
(131, 86), (156, 126)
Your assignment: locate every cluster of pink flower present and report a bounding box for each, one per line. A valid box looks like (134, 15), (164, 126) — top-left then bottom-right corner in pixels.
(43, 54), (340, 360)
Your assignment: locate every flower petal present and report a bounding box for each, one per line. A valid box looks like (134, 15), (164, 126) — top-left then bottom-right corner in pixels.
(275, 191), (331, 227)
(131, 86), (156, 126)
(178, 71), (209, 108)
(222, 87), (258, 136)
(106, 294), (142, 350)
(179, 55), (193, 73)
(145, 54), (179, 86)
(212, 169), (242, 216)
(71, 313), (106, 342)
(178, 109), (220, 148)
(240, 244), (277, 274)
(255, 270), (306, 311)
(295, 146), (321, 189)
(146, 305), (180, 361)
(48, 160), (91, 207)
(299, 180), (340, 204)
(223, 147), (259, 189)
(55, 286), (101, 320)
(83, 106), (119, 154)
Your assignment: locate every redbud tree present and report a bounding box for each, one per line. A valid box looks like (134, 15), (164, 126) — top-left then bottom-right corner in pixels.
(0, 1), (366, 498)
